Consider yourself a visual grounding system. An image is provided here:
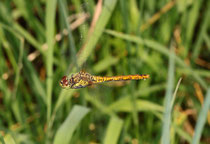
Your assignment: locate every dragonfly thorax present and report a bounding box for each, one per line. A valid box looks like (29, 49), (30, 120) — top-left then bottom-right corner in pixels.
(59, 71), (95, 89)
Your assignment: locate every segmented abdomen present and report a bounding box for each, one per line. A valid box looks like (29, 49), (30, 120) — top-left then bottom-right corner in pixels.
(93, 74), (149, 83)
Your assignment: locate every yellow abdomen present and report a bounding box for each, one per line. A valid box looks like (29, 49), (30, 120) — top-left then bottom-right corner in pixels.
(93, 74), (149, 83)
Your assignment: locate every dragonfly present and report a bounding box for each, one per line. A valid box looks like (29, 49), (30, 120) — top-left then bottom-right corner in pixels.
(59, 71), (150, 89)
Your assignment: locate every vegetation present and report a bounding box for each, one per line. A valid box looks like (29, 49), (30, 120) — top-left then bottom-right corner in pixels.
(0, 0), (209, 143)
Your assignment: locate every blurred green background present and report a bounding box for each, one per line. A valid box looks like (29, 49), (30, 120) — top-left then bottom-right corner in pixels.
(0, 0), (210, 143)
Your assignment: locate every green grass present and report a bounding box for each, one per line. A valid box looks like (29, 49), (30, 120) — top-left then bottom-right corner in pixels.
(0, 0), (210, 143)
(54, 105), (90, 144)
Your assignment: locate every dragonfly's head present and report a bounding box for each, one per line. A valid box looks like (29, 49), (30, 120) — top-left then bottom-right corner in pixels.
(59, 76), (70, 89)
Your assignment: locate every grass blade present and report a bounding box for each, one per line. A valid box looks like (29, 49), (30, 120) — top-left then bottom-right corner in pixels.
(45, 0), (57, 142)
(174, 124), (192, 143)
(192, 89), (210, 144)
(46, 0), (57, 122)
(53, 105), (90, 144)
(13, 23), (44, 54)
(192, 1), (210, 60)
(103, 116), (123, 144)
(109, 98), (163, 113)
(161, 45), (175, 144)
(77, 0), (118, 67)
(2, 134), (16, 144)
(12, 38), (24, 100)
(93, 56), (119, 73)
(170, 78), (182, 109)
(58, 0), (78, 70)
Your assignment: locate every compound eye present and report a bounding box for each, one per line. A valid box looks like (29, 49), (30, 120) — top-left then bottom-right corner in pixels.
(62, 76), (67, 80)
(61, 76), (68, 86)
